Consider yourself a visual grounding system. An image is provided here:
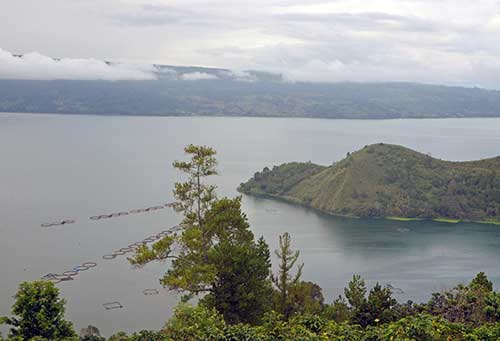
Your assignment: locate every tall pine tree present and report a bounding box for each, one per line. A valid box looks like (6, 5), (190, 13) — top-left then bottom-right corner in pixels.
(271, 232), (304, 319)
(129, 145), (273, 322)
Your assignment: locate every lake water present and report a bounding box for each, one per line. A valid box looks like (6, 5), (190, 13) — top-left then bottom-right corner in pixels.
(1, 113), (500, 336)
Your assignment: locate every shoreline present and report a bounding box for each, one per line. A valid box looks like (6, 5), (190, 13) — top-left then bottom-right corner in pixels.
(241, 191), (500, 227)
(3, 111), (500, 122)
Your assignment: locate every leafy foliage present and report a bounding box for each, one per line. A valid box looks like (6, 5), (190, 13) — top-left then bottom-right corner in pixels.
(108, 307), (500, 341)
(2, 281), (75, 340)
(423, 272), (496, 325)
(288, 281), (325, 316)
(238, 162), (325, 197)
(342, 275), (399, 327)
(202, 236), (273, 325)
(163, 304), (226, 340)
(7, 275), (500, 340)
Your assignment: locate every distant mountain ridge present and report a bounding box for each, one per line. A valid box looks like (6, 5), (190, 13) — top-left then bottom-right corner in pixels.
(238, 144), (500, 224)
(1, 62), (500, 118)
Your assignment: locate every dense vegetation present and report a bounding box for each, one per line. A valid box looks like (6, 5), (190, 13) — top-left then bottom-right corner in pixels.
(5, 271), (500, 339)
(239, 143), (500, 223)
(3, 145), (500, 340)
(3, 75), (500, 119)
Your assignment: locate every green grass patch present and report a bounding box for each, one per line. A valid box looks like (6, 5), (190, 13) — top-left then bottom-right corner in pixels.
(386, 216), (500, 226)
(432, 218), (461, 223)
(386, 216), (423, 222)
(477, 220), (500, 226)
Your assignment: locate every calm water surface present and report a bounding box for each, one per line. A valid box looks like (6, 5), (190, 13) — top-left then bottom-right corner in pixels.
(1, 113), (500, 336)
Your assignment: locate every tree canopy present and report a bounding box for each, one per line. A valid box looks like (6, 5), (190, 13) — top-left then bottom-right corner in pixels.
(2, 281), (75, 340)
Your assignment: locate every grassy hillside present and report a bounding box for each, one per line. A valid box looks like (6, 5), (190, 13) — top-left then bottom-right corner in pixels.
(238, 144), (500, 223)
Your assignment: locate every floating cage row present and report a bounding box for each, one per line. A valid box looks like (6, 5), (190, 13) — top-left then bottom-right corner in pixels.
(40, 202), (175, 227)
(41, 262), (97, 284)
(41, 220), (75, 228)
(89, 203), (175, 221)
(101, 227), (181, 260)
(40, 225), (181, 285)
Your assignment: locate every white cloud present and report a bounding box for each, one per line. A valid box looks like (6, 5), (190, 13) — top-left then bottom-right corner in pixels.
(179, 72), (218, 80)
(218, 70), (258, 82)
(0, 48), (157, 80)
(2, 1), (500, 87)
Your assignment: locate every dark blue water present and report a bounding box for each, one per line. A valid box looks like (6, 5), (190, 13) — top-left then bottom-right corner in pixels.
(1, 113), (500, 336)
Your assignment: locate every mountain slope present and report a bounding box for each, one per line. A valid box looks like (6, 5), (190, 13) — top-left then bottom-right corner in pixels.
(238, 144), (500, 222)
(2, 77), (500, 119)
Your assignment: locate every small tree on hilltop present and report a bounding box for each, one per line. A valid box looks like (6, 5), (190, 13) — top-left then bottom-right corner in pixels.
(2, 281), (75, 340)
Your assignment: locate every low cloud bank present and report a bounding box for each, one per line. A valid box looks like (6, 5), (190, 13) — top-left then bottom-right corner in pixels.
(3, 48), (461, 86)
(0, 49), (254, 82)
(0, 48), (157, 81)
(180, 72), (218, 81)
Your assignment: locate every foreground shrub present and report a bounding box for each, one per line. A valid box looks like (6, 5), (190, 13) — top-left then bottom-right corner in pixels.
(163, 304), (226, 340)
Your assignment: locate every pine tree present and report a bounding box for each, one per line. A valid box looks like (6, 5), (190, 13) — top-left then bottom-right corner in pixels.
(129, 144), (218, 268)
(129, 145), (273, 322)
(344, 274), (367, 310)
(271, 232), (304, 319)
(204, 236), (273, 324)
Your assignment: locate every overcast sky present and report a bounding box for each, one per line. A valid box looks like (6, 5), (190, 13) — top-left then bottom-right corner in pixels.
(1, 0), (500, 87)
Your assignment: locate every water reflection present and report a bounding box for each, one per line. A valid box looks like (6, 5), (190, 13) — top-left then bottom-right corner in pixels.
(244, 196), (500, 303)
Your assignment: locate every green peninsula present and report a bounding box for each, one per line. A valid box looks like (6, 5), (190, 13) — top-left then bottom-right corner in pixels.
(238, 143), (500, 224)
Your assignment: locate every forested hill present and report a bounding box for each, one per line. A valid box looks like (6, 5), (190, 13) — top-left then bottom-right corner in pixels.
(238, 144), (500, 223)
(2, 72), (500, 118)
